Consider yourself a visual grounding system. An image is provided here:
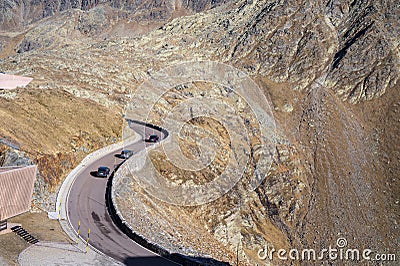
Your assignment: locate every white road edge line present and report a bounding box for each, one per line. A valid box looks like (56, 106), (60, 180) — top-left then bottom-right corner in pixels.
(55, 132), (141, 264)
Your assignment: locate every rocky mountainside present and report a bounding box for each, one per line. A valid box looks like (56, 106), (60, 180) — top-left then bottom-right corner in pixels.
(0, 0), (398, 265)
(0, 0), (231, 31)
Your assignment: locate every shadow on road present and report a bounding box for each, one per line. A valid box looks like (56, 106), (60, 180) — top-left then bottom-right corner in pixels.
(144, 139), (159, 143)
(124, 256), (177, 266)
(90, 171), (98, 177)
(124, 255), (229, 266)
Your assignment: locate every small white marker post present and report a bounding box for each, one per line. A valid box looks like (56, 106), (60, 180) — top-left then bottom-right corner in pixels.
(76, 220), (81, 244)
(85, 228), (90, 253)
(57, 199), (62, 220)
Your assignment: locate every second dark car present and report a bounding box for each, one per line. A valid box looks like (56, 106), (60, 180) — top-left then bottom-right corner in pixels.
(120, 149), (133, 159)
(148, 134), (159, 142)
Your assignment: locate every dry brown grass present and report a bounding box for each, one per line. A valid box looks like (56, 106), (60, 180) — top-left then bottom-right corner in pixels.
(0, 88), (122, 189)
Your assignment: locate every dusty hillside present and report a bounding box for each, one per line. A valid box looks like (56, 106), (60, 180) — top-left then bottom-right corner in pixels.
(0, 0), (398, 265)
(0, 88), (122, 210)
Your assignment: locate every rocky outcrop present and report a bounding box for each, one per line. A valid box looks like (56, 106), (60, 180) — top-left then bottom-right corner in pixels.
(0, 145), (31, 167)
(325, 0), (399, 103)
(145, 0), (399, 103)
(0, 0), (231, 31)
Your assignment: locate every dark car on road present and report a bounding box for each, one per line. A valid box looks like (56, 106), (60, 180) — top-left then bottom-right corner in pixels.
(120, 149), (133, 159)
(148, 134), (159, 142)
(97, 166), (110, 177)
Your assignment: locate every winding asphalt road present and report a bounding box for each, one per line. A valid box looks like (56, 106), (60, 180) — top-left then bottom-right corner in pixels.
(66, 122), (176, 265)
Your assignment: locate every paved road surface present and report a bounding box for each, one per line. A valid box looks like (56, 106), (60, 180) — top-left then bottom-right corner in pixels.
(67, 122), (176, 265)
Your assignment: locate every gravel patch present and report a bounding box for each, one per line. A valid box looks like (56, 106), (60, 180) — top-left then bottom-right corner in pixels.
(18, 242), (117, 266)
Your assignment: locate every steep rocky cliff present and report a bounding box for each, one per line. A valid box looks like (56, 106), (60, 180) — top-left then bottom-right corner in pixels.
(0, 0), (231, 31)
